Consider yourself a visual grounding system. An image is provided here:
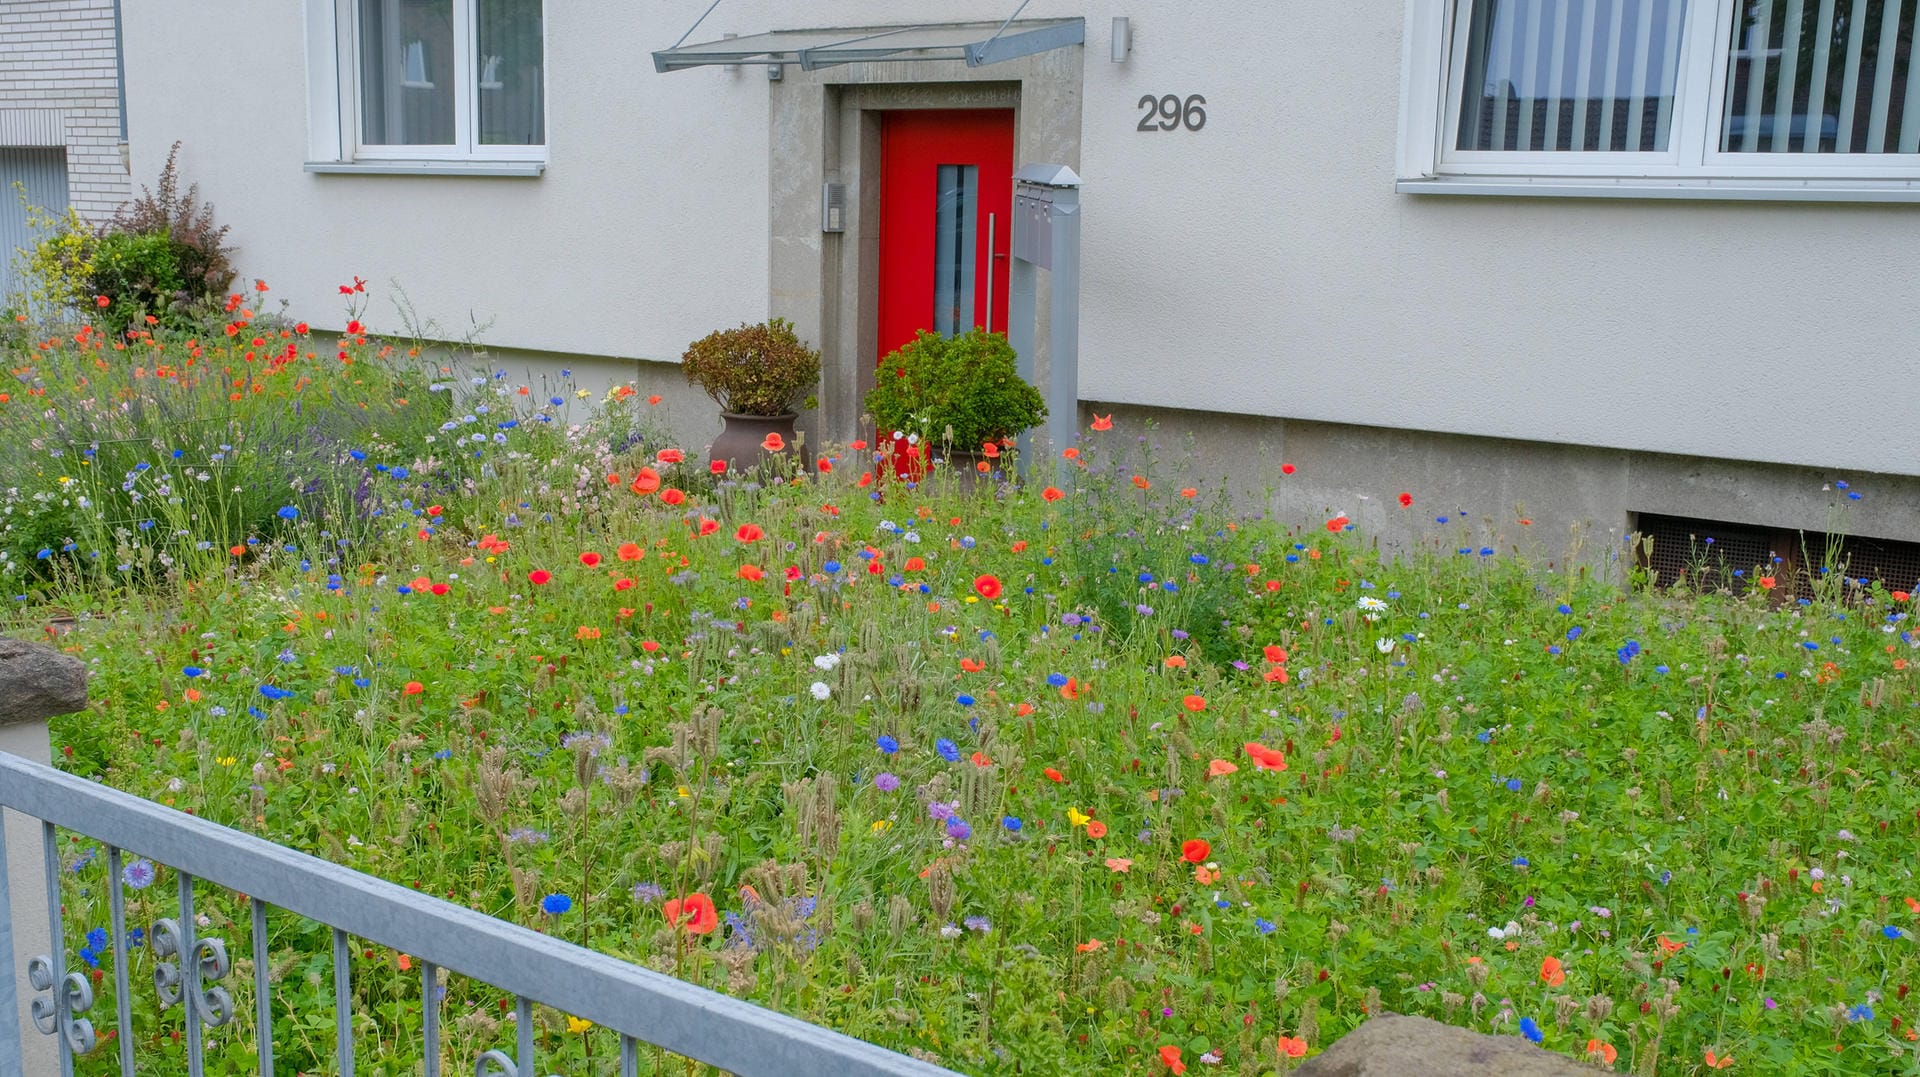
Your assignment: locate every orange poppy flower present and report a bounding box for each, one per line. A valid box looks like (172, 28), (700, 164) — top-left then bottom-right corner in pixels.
(403, 681), (424, 695)
(1179, 487), (1197, 498)
(1325, 515), (1350, 533)
(904, 556), (925, 571)
(1091, 414), (1113, 431)
(1062, 448), (1079, 460)
(1277, 1035), (1308, 1058)
(738, 565), (764, 581)
(1044, 767), (1066, 783)
(697, 518), (720, 536)
(660, 488), (686, 505)
(1540, 955), (1565, 986)
(618, 542), (644, 561)
(1041, 486), (1064, 502)
(735, 524), (764, 543)
(1704, 1050), (1733, 1068)
(1208, 758), (1238, 777)
(981, 441), (1000, 458)
(1586, 1040), (1617, 1065)
(1181, 839), (1211, 863)
(1244, 742), (1287, 771)
(960, 657), (985, 672)
(656, 448), (684, 464)
(1058, 677), (1079, 700)
(1757, 576), (1776, 589)
(1893, 590), (1911, 602)
(1181, 694), (1206, 712)
(1263, 645), (1289, 663)
(1657, 935), (1686, 954)
(1085, 820), (1108, 839)
(761, 432), (786, 452)
(1105, 857), (1133, 873)
(1132, 475), (1151, 490)
(1158, 1045), (1185, 1075)
(630, 467), (661, 495)
(1164, 655), (1187, 668)
(663, 893), (718, 934)
(1193, 865), (1219, 885)
(974, 574), (1003, 600)
(1076, 938), (1104, 952)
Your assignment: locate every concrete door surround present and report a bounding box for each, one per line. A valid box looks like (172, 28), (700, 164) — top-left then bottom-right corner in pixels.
(766, 46), (1085, 451)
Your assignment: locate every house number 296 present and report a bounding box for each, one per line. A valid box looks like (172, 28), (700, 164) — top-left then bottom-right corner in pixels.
(1136, 94), (1206, 132)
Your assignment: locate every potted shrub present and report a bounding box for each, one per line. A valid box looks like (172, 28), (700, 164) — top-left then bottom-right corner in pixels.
(865, 329), (1046, 482)
(682, 318), (821, 471)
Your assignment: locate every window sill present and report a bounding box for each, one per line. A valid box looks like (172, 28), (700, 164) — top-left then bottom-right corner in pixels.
(305, 159), (546, 178)
(1398, 176), (1920, 204)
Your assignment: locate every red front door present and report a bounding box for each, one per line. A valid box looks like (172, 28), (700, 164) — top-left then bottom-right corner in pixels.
(876, 109), (1015, 474)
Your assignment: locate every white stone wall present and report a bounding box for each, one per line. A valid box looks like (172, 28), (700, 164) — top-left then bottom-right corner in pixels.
(0, 0), (129, 222)
(118, 1), (1920, 479)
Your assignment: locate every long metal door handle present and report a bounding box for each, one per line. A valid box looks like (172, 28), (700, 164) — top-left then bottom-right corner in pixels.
(985, 212), (996, 332)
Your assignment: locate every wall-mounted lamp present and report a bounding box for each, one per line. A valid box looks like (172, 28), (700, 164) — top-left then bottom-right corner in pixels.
(1110, 17), (1131, 63)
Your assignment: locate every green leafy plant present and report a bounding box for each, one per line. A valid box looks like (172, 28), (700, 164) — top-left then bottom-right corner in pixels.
(7, 193), (96, 319)
(90, 141), (234, 325)
(865, 328), (1046, 451)
(681, 318), (821, 416)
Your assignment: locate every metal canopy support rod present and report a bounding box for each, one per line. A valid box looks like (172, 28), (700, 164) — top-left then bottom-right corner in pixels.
(653, 19), (1084, 73)
(670, 0), (726, 50)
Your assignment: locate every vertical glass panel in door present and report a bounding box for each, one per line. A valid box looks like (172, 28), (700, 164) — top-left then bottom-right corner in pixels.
(1721, 0), (1919, 154)
(1456, 0), (1690, 151)
(359, 0), (455, 145)
(478, 0), (545, 145)
(933, 164), (979, 337)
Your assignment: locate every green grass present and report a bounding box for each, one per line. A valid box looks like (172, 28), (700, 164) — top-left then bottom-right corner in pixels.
(6, 294), (1918, 1076)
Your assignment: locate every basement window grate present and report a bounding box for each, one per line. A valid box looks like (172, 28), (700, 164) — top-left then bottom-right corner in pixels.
(1633, 512), (1920, 596)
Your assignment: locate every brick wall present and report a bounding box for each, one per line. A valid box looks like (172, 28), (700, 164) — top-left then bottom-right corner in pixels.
(0, 0), (129, 222)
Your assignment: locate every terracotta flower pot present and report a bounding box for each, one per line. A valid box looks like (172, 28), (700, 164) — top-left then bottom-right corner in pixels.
(709, 412), (798, 473)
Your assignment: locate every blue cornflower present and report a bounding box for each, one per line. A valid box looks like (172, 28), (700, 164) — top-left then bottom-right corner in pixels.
(1505, 778), (1523, 792)
(1556, 604), (1572, 614)
(78, 946), (98, 969)
(1137, 572), (1154, 583)
(1848, 1004), (1874, 1022)
(1511, 856), (1529, 867)
(1002, 815), (1022, 831)
(1885, 925), (1907, 940)
(1518, 1017), (1543, 1043)
(541, 894), (572, 915)
(182, 666), (205, 678)
(86, 927), (108, 950)
(956, 694), (974, 707)
(876, 735), (899, 754)
(1047, 672), (1068, 687)
(823, 560), (841, 574)
(1475, 729), (1492, 744)
(276, 505), (299, 520)
(1189, 553), (1209, 565)
(936, 738), (960, 762)
(258, 685), (294, 701)
(945, 818), (972, 841)
(1802, 641), (1819, 650)
(121, 858), (155, 890)
(1566, 626), (1583, 641)
(1255, 917), (1277, 935)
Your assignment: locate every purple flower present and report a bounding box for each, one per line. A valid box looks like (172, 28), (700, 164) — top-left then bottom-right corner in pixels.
(945, 818), (972, 841)
(873, 772), (900, 792)
(928, 800), (956, 821)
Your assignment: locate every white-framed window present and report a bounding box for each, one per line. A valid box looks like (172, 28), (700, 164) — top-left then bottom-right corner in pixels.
(305, 0), (545, 175)
(1398, 0), (1920, 198)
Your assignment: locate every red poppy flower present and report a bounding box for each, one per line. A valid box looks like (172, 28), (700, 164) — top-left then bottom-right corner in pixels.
(431, 583), (450, 596)
(1281, 463), (1295, 475)
(1085, 820), (1108, 839)
(663, 892), (718, 934)
(1263, 645), (1289, 663)
(613, 578), (634, 591)
(761, 432), (786, 452)
(1894, 590), (1911, 602)
(1159, 1045), (1185, 1074)
(709, 459), (727, 475)
(904, 556), (925, 571)
(974, 574), (1003, 600)
(735, 524), (764, 543)
(697, 518), (719, 536)
(402, 681), (424, 695)
(630, 467), (661, 496)
(1090, 414), (1113, 431)
(1277, 1036), (1308, 1058)
(1244, 742), (1287, 771)
(1398, 491), (1413, 508)
(660, 488), (686, 505)
(1181, 839), (1210, 863)
(1325, 515), (1350, 533)
(618, 542), (643, 561)
(1041, 486), (1064, 502)
(656, 448), (684, 464)
(1180, 487), (1197, 498)
(1181, 694), (1206, 712)
(646, 394), (662, 405)
(579, 552), (601, 568)
(738, 565), (764, 581)
(959, 657), (985, 672)
(528, 570), (551, 585)
(1044, 767), (1066, 783)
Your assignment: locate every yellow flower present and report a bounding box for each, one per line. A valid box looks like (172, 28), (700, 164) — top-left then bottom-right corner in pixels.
(676, 785), (691, 798)
(566, 1016), (593, 1033)
(871, 820), (892, 833)
(217, 756), (236, 767)
(1066, 807), (1090, 827)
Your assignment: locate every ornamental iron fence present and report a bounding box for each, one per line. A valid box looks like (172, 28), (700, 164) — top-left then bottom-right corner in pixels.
(0, 752), (957, 1077)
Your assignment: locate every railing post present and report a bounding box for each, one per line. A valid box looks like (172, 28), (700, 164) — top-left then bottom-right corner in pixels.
(0, 638), (89, 1077)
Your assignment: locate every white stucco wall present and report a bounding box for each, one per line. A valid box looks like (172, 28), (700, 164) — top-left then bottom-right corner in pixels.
(121, 1), (1920, 477)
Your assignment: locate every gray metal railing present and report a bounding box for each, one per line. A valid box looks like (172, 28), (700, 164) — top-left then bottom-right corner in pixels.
(0, 753), (957, 1077)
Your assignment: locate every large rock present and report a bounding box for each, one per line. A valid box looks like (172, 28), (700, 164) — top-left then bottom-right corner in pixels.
(0, 637), (88, 726)
(1296, 1014), (1600, 1077)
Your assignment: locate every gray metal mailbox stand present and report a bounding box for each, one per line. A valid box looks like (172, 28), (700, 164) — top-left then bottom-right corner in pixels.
(1007, 163), (1081, 470)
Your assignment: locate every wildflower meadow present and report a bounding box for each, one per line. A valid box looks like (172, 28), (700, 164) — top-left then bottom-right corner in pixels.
(4, 284), (1918, 1076)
